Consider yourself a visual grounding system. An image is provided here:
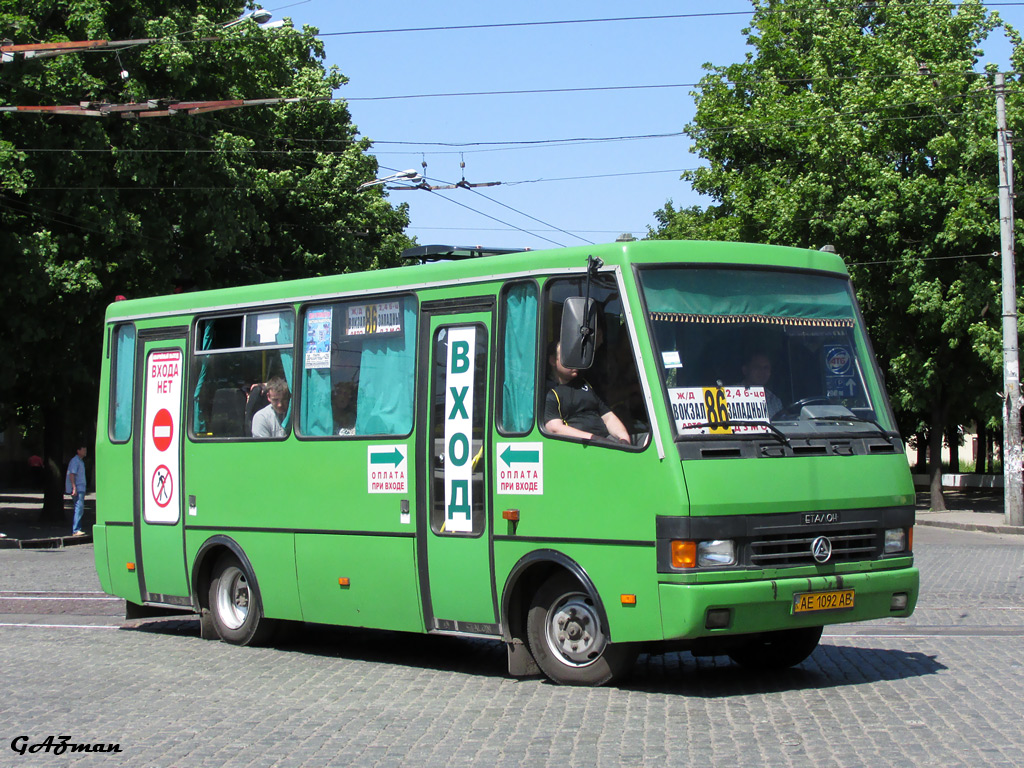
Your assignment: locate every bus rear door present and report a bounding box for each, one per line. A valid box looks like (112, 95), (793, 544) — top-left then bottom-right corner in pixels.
(417, 299), (499, 635)
(133, 330), (190, 604)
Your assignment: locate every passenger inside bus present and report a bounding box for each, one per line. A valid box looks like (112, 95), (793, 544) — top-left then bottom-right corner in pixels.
(740, 350), (783, 419)
(251, 377), (291, 438)
(332, 380), (357, 436)
(543, 341), (631, 445)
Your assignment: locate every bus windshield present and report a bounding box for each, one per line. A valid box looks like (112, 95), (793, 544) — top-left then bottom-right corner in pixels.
(638, 265), (897, 439)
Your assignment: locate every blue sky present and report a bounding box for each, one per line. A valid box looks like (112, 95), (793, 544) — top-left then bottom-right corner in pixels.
(266, 1), (1024, 251)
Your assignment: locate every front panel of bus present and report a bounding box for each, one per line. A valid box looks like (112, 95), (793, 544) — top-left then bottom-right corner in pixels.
(636, 263), (918, 641)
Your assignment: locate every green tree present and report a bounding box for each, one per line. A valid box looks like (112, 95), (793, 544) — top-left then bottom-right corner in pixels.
(652, 0), (1018, 509)
(1, 1), (411, 519)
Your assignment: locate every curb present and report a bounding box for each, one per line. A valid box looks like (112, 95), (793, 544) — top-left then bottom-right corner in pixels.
(0, 533), (93, 550)
(915, 518), (1023, 536)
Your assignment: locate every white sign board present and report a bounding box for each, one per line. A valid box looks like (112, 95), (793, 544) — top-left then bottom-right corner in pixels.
(496, 442), (543, 495)
(668, 386), (771, 435)
(143, 349), (183, 524)
(367, 444), (408, 493)
(443, 327), (475, 532)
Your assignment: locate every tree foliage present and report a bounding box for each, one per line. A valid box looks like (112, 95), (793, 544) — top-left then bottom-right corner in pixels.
(0, 1), (411, 509)
(650, 0), (1023, 506)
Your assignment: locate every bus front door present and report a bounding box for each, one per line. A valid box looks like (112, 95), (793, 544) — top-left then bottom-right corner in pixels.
(133, 332), (190, 604)
(418, 306), (499, 635)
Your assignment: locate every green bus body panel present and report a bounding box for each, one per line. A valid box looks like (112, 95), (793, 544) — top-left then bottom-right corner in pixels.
(92, 524), (112, 594)
(659, 566), (919, 639)
(682, 454), (915, 516)
(103, 241), (849, 327)
(295, 534), (422, 631)
(99, 524), (143, 604)
(185, 530), (302, 621)
(142, 523), (189, 596)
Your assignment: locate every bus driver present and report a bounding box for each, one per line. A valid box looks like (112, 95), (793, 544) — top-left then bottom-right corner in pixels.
(543, 341), (631, 445)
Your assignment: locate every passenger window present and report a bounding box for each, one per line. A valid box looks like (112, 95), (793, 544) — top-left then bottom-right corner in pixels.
(541, 276), (648, 447)
(191, 310), (294, 440)
(299, 296), (417, 437)
(109, 324), (136, 443)
(498, 282), (538, 434)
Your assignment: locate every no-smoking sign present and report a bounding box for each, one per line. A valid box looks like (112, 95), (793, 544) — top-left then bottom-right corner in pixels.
(151, 465), (173, 507)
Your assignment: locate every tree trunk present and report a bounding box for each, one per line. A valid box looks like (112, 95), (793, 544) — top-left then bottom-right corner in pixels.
(945, 424), (960, 473)
(40, 403), (66, 524)
(928, 403), (947, 511)
(915, 432), (927, 473)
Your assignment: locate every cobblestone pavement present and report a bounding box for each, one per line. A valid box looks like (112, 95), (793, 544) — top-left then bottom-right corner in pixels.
(0, 526), (1021, 767)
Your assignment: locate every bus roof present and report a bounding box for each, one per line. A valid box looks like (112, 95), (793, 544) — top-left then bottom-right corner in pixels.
(104, 240), (848, 323)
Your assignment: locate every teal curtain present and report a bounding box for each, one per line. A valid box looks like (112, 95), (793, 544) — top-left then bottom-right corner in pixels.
(192, 323), (214, 433)
(301, 307), (333, 436)
(112, 325), (136, 441)
(355, 300), (417, 435)
(640, 268), (855, 319)
(276, 313), (295, 429)
(501, 283), (537, 433)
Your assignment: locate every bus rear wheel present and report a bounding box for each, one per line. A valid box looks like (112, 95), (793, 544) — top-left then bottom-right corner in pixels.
(526, 574), (636, 686)
(727, 626), (823, 670)
(208, 553), (276, 646)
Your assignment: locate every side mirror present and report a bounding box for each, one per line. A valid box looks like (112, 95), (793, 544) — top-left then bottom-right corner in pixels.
(559, 296), (597, 370)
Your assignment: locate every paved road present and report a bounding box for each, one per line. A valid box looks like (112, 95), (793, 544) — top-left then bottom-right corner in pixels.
(1, 526), (1021, 767)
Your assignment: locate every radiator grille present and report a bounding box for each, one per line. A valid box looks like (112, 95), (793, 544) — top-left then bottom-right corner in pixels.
(749, 528), (879, 567)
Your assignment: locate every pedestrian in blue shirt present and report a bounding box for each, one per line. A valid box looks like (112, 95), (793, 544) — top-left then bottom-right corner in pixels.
(65, 444), (88, 536)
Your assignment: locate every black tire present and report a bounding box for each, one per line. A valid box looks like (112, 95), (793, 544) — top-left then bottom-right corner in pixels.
(207, 553), (277, 646)
(526, 573), (637, 686)
(727, 626), (823, 670)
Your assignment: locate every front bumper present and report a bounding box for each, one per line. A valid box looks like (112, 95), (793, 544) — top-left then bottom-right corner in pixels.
(658, 566), (919, 639)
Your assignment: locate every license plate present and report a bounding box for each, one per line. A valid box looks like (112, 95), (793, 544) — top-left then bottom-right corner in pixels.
(793, 589), (855, 613)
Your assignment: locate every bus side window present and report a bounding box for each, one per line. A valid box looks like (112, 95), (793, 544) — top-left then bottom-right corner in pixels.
(298, 296), (417, 438)
(541, 276), (648, 446)
(109, 324), (136, 443)
(191, 310), (294, 440)
(498, 281), (538, 434)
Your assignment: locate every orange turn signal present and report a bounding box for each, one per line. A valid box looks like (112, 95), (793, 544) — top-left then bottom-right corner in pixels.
(338, 577), (350, 587)
(621, 594), (637, 606)
(502, 509), (520, 522)
(126, 562), (136, 572)
(671, 540), (697, 569)
(908, 526), (914, 553)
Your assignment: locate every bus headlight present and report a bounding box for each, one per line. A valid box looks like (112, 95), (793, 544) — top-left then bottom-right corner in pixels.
(884, 528), (907, 554)
(697, 539), (736, 567)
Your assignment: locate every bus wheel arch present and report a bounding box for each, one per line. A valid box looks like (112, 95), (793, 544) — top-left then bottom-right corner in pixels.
(192, 536), (276, 646)
(502, 551), (631, 685)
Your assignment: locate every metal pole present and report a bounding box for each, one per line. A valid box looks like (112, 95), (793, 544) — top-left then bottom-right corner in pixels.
(996, 73), (1023, 527)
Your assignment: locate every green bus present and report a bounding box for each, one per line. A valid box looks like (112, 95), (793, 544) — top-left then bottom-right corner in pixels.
(93, 240), (918, 686)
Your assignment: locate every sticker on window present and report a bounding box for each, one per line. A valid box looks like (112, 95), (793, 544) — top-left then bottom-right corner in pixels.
(346, 301), (403, 338)
(668, 386), (771, 435)
(304, 308), (332, 369)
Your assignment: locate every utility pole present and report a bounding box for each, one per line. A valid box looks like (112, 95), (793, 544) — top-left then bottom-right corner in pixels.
(995, 73), (1024, 527)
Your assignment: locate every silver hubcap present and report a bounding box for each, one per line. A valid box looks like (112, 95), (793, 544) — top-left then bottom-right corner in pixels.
(215, 566), (250, 630)
(545, 592), (607, 667)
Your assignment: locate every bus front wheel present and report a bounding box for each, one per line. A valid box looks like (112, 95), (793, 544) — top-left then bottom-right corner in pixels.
(727, 626), (823, 670)
(526, 574), (636, 686)
(208, 553), (276, 646)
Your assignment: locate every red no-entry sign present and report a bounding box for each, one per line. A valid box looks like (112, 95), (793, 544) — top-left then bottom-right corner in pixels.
(152, 408), (173, 452)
